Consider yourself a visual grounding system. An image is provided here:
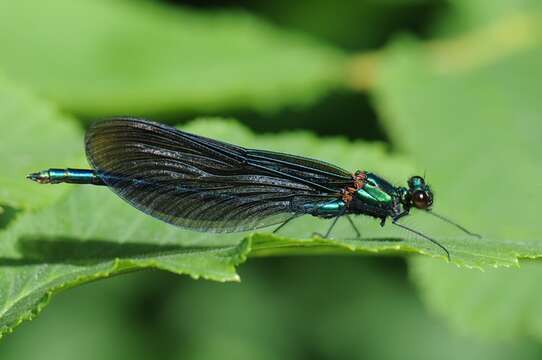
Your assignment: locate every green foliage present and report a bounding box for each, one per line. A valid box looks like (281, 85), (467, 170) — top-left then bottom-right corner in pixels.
(0, 274), (157, 360)
(411, 260), (542, 341)
(0, 76), (83, 209)
(2, 113), (542, 336)
(1, 0), (542, 355)
(0, 0), (344, 116)
(372, 11), (542, 341)
(439, 0), (542, 34)
(0, 113), (406, 336)
(2, 261), (540, 360)
(249, 0), (441, 50)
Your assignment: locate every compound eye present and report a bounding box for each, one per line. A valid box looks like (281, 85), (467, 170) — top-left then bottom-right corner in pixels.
(412, 191), (430, 209)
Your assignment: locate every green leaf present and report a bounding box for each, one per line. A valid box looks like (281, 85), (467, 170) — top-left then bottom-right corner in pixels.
(3, 115), (542, 338)
(410, 260), (542, 341)
(0, 188), (250, 337)
(0, 273), (160, 360)
(437, 0), (542, 35)
(0, 118), (409, 337)
(372, 12), (542, 340)
(0, 0), (345, 116)
(3, 261), (539, 360)
(164, 120), (542, 269)
(0, 76), (83, 210)
(164, 259), (542, 360)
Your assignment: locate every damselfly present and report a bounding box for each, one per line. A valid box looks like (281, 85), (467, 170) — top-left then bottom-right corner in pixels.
(27, 118), (480, 260)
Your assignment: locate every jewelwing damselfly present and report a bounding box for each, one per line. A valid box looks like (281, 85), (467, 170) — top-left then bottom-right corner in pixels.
(28, 118), (480, 260)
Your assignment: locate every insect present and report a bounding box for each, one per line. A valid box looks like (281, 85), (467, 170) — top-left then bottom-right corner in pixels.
(27, 117), (480, 260)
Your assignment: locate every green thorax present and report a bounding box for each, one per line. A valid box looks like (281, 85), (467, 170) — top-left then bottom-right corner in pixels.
(355, 173), (394, 206)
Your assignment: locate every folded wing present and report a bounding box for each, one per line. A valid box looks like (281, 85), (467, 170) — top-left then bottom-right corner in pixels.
(85, 118), (352, 232)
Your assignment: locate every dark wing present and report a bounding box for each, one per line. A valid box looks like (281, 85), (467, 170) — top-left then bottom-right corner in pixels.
(85, 117), (353, 232)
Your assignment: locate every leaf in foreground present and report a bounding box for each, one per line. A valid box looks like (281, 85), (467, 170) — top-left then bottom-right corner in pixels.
(3, 119), (542, 337)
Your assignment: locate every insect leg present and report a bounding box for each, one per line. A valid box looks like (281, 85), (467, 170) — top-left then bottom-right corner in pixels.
(272, 213), (303, 235)
(324, 216), (341, 238)
(312, 215), (341, 239)
(346, 215), (361, 239)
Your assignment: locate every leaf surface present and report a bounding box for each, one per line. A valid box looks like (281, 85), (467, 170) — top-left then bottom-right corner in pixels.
(3, 115), (542, 337)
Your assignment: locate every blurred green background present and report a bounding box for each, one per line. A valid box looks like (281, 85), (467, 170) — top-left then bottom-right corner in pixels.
(1, 0), (541, 358)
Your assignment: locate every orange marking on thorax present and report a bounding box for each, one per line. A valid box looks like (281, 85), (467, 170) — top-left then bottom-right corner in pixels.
(342, 171), (367, 204)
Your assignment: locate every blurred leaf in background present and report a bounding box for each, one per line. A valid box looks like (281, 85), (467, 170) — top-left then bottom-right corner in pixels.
(436, 0), (542, 35)
(0, 76), (83, 210)
(0, 272), (156, 360)
(1, 259), (541, 360)
(234, 0), (446, 51)
(0, 0), (344, 116)
(371, 0), (542, 343)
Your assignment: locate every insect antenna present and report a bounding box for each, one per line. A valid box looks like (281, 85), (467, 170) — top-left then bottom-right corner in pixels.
(392, 221), (450, 261)
(426, 211), (481, 239)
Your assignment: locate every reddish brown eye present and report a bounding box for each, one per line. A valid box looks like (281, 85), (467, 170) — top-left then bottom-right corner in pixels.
(412, 191), (429, 209)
